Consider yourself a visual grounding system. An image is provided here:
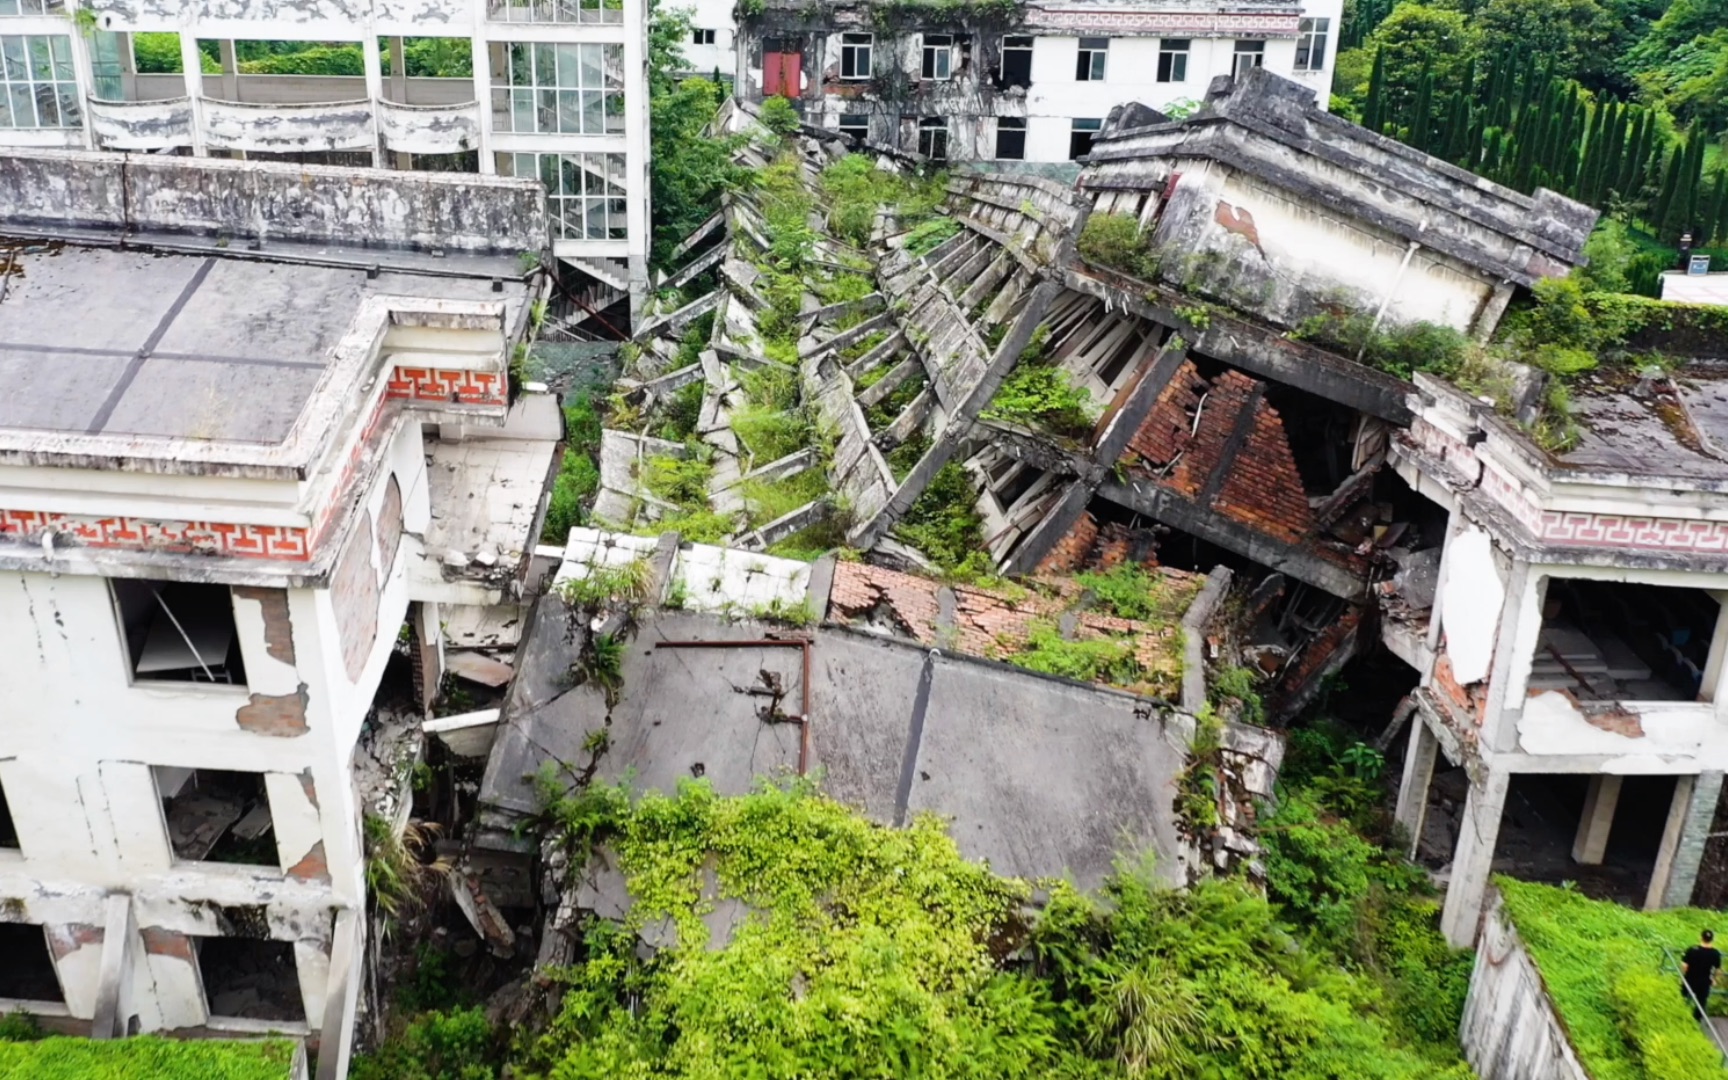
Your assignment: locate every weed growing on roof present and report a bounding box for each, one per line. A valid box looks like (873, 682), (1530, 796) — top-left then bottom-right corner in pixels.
(863, 366), (928, 433)
(0, 1036), (302, 1080)
(642, 452), (712, 506)
(1007, 620), (1145, 685)
(541, 393), (605, 543)
(1076, 564), (1191, 623)
(982, 331), (1096, 439)
(654, 380), (705, 442)
(884, 429), (931, 481)
(902, 216), (960, 257)
(893, 461), (988, 575)
(740, 468), (829, 527)
(1077, 212), (1162, 279)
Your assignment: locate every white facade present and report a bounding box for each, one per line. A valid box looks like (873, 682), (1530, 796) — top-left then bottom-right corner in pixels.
(0, 0), (652, 320)
(678, 0), (735, 79)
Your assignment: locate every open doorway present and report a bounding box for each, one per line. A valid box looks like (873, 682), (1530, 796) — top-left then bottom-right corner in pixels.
(197, 935), (306, 1024)
(0, 924), (64, 1004)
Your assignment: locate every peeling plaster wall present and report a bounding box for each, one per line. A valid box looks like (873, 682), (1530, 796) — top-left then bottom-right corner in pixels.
(0, 149), (545, 255)
(202, 98), (376, 153)
(1460, 892), (1591, 1080)
(86, 98), (194, 152)
(379, 100), (481, 156)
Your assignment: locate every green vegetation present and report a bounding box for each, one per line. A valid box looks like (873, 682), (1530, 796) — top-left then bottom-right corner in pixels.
(1337, 0), (1728, 252)
(982, 327), (1098, 439)
(1007, 619), (1144, 685)
(0, 1035), (299, 1080)
(819, 154), (948, 249)
(654, 380), (705, 442)
(902, 216), (961, 257)
(554, 557), (654, 611)
(733, 363), (814, 464)
(1209, 665), (1265, 726)
(648, 6), (750, 269)
(740, 467), (828, 526)
(863, 367), (928, 433)
(363, 815), (445, 932)
(1290, 311), (1471, 380)
(893, 461), (989, 577)
(1077, 212), (1161, 280)
(756, 95), (801, 141)
(1499, 878), (1728, 1080)
(1076, 564), (1193, 623)
(352, 1007), (501, 1080)
(542, 393), (603, 544)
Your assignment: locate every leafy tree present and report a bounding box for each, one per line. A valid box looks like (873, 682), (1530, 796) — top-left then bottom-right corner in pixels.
(1475, 0), (1618, 87)
(646, 3), (749, 268)
(1362, 4), (1477, 130)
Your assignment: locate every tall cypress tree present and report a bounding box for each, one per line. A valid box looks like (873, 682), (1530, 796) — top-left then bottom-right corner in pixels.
(1704, 169), (1728, 246)
(1653, 143), (1685, 239)
(1363, 48), (1387, 134)
(1409, 62), (1434, 152)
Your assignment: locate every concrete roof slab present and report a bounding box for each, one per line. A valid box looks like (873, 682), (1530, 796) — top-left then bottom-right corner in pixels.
(101, 357), (326, 444)
(0, 350), (131, 432)
(148, 260), (362, 362)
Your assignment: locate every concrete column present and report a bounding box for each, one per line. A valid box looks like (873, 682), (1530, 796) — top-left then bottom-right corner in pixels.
(1394, 716), (1439, 859)
(66, 21), (98, 149)
(470, 2), (496, 174)
(362, 28), (385, 168)
(218, 39), (237, 101)
(314, 909), (362, 1080)
(1701, 593), (1728, 714)
(1471, 280), (1517, 343)
(179, 31), (207, 156)
(1440, 767), (1510, 948)
(119, 32), (137, 101)
(1653, 771), (1724, 909)
(388, 37), (411, 169)
(622, 0), (651, 328)
(1480, 560), (1543, 755)
(1572, 773), (1622, 865)
(90, 893), (134, 1039)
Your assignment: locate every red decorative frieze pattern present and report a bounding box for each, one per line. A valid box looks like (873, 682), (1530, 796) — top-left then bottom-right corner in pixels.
(1539, 513), (1728, 553)
(0, 510), (311, 561)
(1033, 10), (1301, 35)
(386, 367), (506, 407)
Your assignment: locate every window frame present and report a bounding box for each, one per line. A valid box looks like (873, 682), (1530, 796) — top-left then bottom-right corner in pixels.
(921, 33), (954, 80)
(507, 151), (629, 241)
(837, 112), (869, 143)
(0, 34), (81, 130)
(691, 27), (716, 46)
(1232, 39), (1265, 79)
(1075, 36), (1108, 81)
(917, 116), (948, 162)
(495, 41), (626, 136)
(994, 116), (1026, 161)
(1156, 38), (1189, 83)
(840, 32), (873, 81)
(1294, 18), (1329, 72)
(999, 34), (1032, 89)
(1069, 116), (1102, 161)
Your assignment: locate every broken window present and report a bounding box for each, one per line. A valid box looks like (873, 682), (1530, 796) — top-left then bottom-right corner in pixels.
(918, 117), (948, 161)
(197, 936), (305, 1024)
(504, 152), (627, 241)
(0, 35), (79, 130)
(840, 33), (873, 80)
(921, 34), (955, 80)
(1075, 37), (1108, 81)
(155, 768), (278, 867)
(838, 113), (869, 143)
(995, 116), (1026, 160)
(1069, 117), (1101, 160)
(1157, 38), (1189, 83)
(1534, 580), (1720, 703)
(111, 580), (247, 686)
(1232, 40), (1265, 79)
(999, 34), (1032, 88)
(1295, 18), (1330, 72)
(0, 924), (63, 1003)
(0, 777), (17, 849)
(494, 42), (625, 136)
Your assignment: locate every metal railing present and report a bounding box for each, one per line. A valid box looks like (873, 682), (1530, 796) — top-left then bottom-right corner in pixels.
(1662, 945), (1728, 1064)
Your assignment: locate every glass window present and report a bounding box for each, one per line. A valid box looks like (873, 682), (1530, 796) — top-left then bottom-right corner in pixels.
(1157, 39), (1188, 83)
(692, 28), (715, 46)
(1000, 34), (1032, 89)
(1232, 40), (1264, 79)
(917, 117), (947, 161)
(1295, 18), (1329, 72)
(841, 33), (872, 80)
(1075, 37), (1107, 81)
(505, 152), (629, 240)
(0, 0), (64, 14)
(1069, 116), (1101, 160)
(995, 116), (1025, 160)
(838, 112), (868, 143)
(494, 42), (624, 135)
(487, 0), (622, 25)
(921, 33), (954, 80)
(0, 35), (80, 129)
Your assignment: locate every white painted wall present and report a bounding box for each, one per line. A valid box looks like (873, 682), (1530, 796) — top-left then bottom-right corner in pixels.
(678, 0), (737, 79)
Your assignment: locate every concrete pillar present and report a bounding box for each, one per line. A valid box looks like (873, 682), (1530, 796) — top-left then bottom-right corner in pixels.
(1471, 280), (1517, 343)
(90, 893), (134, 1039)
(622, 0), (651, 328)
(314, 909), (362, 1080)
(1652, 771), (1724, 909)
(1572, 774), (1622, 865)
(1394, 716), (1439, 859)
(218, 39), (237, 101)
(362, 28), (385, 168)
(470, 4), (496, 174)
(119, 32), (137, 102)
(66, 19), (98, 149)
(1702, 593), (1728, 714)
(179, 32), (207, 156)
(1441, 767), (1510, 948)
(1480, 561), (1543, 755)
(388, 37), (412, 170)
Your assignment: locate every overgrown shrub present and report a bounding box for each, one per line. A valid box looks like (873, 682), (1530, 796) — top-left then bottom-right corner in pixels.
(757, 95), (801, 141)
(902, 217), (960, 257)
(1007, 621), (1144, 685)
(1611, 967), (1728, 1079)
(541, 395), (604, 543)
(982, 363), (1097, 439)
(350, 1007), (500, 1080)
(1292, 311), (1470, 378)
(1077, 212), (1161, 279)
(894, 462), (989, 576)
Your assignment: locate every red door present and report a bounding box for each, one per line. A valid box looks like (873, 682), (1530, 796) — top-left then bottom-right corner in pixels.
(764, 50), (800, 99)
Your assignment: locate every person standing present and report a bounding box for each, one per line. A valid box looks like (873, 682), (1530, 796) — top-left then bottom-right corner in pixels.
(1683, 929), (1722, 1020)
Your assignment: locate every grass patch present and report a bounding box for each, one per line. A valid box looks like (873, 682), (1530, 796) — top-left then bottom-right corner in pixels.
(0, 1036), (301, 1079)
(541, 394), (605, 543)
(740, 468), (828, 527)
(654, 380), (705, 442)
(840, 330), (889, 365)
(1077, 564), (1198, 623)
(764, 517), (848, 561)
(1076, 212), (1161, 279)
(641, 453), (712, 506)
(884, 430), (930, 482)
(894, 461), (988, 576)
(1498, 878), (1728, 1080)
(902, 217), (960, 257)
(982, 362), (1097, 440)
(732, 405), (813, 464)
(864, 367), (928, 433)
(1006, 619), (1144, 685)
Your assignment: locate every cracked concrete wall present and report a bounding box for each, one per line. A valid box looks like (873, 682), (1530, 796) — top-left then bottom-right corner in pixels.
(202, 98), (375, 153)
(86, 98), (194, 152)
(0, 149), (545, 255)
(378, 100), (481, 156)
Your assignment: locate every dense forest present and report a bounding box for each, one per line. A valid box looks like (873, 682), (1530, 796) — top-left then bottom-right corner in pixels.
(1332, 0), (1728, 288)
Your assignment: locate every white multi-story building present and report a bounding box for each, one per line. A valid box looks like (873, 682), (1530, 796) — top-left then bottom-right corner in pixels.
(0, 0), (651, 324)
(0, 150), (558, 1077)
(733, 0), (1342, 164)
(679, 0), (736, 80)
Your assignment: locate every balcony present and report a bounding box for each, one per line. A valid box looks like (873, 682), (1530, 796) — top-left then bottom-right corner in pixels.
(86, 96), (194, 151)
(201, 96), (375, 152)
(378, 99), (480, 154)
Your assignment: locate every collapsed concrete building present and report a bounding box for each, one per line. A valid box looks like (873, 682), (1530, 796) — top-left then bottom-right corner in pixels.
(0, 151), (559, 1075)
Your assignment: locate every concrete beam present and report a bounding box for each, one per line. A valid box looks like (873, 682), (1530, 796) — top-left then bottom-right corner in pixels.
(1394, 719), (1439, 860)
(1441, 768), (1511, 948)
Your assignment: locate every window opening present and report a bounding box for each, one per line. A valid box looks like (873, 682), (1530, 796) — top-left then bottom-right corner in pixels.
(504, 152), (627, 241)
(0, 924), (63, 1002)
(1069, 116), (1101, 160)
(840, 33), (873, 80)
(1232, 40), (1264, 79)
(917, 117), (948, 161)
(198, 934), (305, 1024)
(1075, 37), (1107, 81)
(838, 113), (869, 143)
(1295, 18), (1329, 72)
(692, 28), (715, 45)
(155, 768), (277, 867)
(921, 34), (954, 80)
(1534, 580), (1719, 703)
(0, 35), (80, 129)
(111, 580), (246, 685)
(995, 116), (1026, 160)
(494, 41), (624, 135)
(999, 34), (1032, 88)
(1157, 38), (1189, 83)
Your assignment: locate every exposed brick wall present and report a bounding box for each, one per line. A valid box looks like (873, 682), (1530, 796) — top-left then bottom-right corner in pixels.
(829, 562), (941, 644)
(1035, 512), (1099, 575)
(1212, 397), (1316, 545)
(232, 586), (295, 666)
(333, 512), (380, 683)
(1432, 648), (1488, 726)
(235, 685), (310, 737)
(140, 927), (194, 963)
(286, 840), (331, 884)
(45, 923), (103, 960)
(1126, 359), (1207, 466)
(375, 474), (403, 585)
